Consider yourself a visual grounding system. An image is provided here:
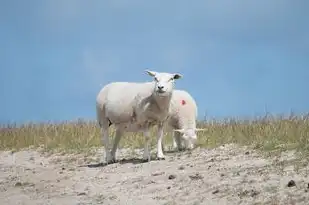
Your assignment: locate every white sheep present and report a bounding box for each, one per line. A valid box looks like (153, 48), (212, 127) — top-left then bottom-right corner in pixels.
(96, 70), (182, 163)
(167, 89), (206, 151)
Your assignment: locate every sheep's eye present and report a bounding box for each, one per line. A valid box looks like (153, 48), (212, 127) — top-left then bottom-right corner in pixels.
(154, 77), (159, 82)
(169, 77), (174, 81)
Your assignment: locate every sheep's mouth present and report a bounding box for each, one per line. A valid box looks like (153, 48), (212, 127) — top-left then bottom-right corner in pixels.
(156, 90), (166, 94)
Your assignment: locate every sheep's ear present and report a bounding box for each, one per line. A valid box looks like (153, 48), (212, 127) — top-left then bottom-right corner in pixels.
(173, 73), (182, 80)
(145, 70), (156, 77)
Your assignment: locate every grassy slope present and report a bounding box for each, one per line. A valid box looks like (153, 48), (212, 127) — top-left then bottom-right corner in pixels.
(1, 114), (309, 157)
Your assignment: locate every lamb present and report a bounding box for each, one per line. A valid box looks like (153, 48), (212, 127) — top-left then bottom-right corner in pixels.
(167, 89), (206, 151)
(96, 70), (182, 163)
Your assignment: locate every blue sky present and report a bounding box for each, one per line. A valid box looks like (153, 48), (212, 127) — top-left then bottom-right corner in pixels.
(1, 0), (309, 124)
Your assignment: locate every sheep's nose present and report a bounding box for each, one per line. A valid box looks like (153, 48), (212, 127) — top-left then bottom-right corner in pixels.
(158, 85), (164, 90)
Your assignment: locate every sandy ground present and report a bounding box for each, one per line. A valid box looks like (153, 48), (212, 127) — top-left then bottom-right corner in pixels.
(1, 144), (309, 205)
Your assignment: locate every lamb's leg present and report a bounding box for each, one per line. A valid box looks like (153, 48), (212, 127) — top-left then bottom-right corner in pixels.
(156, 123), (165, 160)
(172, 131), (183, 151)
(172, 133), (177, 149)
(142, 129), (151, 162)
(111, 128), (123, 162)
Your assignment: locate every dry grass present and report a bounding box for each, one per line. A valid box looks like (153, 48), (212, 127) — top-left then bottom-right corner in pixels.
(1, 114), (309, 156)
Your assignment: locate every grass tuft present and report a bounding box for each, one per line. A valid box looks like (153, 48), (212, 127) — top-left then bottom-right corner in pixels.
(1, 114), (309, 156)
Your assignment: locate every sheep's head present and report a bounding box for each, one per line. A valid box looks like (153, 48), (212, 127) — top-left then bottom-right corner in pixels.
(145, 70), (182, 97)
(174, 128), (206, 149)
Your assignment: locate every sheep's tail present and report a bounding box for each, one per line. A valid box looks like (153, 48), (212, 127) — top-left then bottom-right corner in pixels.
(96, 103), (103, 127)
(96, 102), (112, 128)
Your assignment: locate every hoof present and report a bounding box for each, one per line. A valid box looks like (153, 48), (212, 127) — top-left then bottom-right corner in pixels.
(106, 159), (116, 164)
(142, 155), (151, 163)
(141, 158), (150, 163)
(156, 157), (166, 161)
(178, 148), (186, 152)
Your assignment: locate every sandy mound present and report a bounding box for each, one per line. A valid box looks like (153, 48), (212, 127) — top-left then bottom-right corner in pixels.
(1, 144), (309, 205)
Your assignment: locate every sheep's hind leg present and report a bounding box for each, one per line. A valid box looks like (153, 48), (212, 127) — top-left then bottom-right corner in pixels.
(111, 128), (123, 162)
(101, 120), (114, 164)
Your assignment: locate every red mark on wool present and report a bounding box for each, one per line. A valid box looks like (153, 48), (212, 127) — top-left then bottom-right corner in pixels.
(181, 100), (186, 105)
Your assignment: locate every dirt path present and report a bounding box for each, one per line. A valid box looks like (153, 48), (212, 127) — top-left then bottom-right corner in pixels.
(1, 144), (309, 205)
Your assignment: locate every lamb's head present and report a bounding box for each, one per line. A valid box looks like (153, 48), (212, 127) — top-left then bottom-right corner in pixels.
(145, 70), (182, 97)
(174, 128), (207, 150)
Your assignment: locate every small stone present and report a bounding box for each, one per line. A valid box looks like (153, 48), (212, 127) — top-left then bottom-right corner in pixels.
(220, 173), (225, 177)
(178, 166), (185, 170)
(168, 174), (176, 180)
(14, 182), (22, 187)
(189, 173), (203, 180)
(250, 190), (260, 197)
(148, 180), (155, 184)
(287, 180), (296, 187)
(77, 192), (86, 196)
(167, 186), (171, 189)
(152, 171), (165, 176)
(212, 189), (219, 194)
(245, 151), (250, 155)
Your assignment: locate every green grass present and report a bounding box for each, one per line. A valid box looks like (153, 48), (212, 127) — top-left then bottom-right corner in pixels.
(1, 114), (309, 156)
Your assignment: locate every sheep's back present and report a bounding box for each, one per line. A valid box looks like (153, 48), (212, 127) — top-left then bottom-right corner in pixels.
(169, 90), (198, 129)
(97, 82), (154, 123)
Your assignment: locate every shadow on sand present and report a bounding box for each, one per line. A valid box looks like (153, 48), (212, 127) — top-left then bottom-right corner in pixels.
(79, 148), (190, 168)
(79, 156), (166, 168)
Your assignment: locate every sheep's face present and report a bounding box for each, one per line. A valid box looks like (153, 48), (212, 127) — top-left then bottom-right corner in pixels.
(175, 128), (206, 150)
(182, 129), (197, 149)
(145, 70), (182, 96)
(175, 128), (197, 150)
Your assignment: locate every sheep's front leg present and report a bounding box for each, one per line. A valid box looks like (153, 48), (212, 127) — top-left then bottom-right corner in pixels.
(142, 129), (151, 162)
(157, 123), (165, 160)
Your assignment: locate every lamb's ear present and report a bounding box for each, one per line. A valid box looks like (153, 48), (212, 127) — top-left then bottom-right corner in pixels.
(173, 129), (185, 133)
(173, 73), (182, 80)
(145, 70), (157, 77)
(195, 128), (207, 132)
